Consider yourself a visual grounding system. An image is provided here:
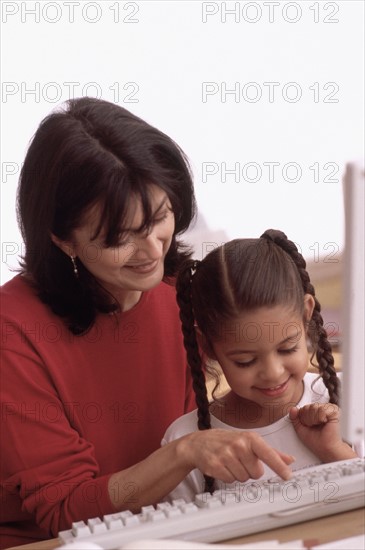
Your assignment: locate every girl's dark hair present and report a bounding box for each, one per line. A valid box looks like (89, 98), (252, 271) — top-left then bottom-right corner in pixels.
(17, 97), (196, 334)
(176, 229), (339, 493)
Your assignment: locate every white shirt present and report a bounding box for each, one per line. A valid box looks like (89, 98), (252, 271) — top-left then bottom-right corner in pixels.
(161, 372), (330, 502)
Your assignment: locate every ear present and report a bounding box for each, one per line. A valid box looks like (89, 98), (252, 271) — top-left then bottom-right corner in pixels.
(195, 327), (217, 361)
(50, 233), (75, 257)
(303, 293), (315, 323)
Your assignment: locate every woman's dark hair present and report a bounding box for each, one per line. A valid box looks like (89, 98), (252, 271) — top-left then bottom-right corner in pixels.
(176, 229), (339, 493)
(17, 97), (196, 334)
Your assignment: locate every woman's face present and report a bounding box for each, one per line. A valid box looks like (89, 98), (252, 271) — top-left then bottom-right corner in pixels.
(56, 185), (175, 306)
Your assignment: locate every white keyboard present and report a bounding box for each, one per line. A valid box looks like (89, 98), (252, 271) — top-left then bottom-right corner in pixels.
(58, 458), (365, 549)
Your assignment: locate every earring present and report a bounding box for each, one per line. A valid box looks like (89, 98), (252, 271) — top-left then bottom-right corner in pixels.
(70, 255), (79, 278)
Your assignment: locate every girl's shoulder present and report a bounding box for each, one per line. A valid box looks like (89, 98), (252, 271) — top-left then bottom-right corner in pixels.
(161, 409), (199, 444)
(302, 371), (340, 404)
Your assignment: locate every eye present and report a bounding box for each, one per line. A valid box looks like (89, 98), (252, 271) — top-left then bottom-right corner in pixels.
(115, 240), (131, 248)
(104, 235), (132, 249)
(235, 359), (256, 368)
(153, 209), (170, 224)
(279, 347), (298, 355)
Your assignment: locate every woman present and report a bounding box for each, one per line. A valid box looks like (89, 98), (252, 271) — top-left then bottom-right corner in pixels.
(0, 98), (292, 548)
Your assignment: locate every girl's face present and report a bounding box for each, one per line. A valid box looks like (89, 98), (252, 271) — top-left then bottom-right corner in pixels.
(54, 185), (175, 309)
(209, 298), (315, 427)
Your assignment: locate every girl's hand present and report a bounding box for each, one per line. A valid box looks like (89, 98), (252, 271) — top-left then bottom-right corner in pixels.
(289, 403), (357, 462)
(181, 429), (294, 484)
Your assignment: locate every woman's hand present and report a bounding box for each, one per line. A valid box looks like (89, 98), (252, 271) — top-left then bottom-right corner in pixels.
(179, 429), (294, 484)
(289, 403), (357, 462)
(108, 429), (294, 511)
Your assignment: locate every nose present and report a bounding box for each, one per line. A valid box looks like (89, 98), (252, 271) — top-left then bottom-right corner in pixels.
(258, 355), (286, 384)
(132, 228), (163, 260)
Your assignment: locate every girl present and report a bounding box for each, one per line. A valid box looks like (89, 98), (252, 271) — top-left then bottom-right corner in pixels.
(162, 229), (357, 501)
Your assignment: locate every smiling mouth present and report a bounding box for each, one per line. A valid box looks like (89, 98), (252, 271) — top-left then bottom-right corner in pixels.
(255, 378), (290, 396)
(124, 260), (159, 274)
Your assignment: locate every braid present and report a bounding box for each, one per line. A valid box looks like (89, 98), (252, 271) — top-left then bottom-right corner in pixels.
(176, 260), (215, 493)
(261, 229), (340, 405)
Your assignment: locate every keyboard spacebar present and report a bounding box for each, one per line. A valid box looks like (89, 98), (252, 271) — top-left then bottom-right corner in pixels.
(271, 491), (365, 517)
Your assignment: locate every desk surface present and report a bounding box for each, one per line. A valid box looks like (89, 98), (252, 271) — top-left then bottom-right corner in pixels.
(7, 508), (365, 550)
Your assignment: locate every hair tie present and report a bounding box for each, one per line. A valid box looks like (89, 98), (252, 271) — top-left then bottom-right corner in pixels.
(261, 229), (288, 244)
(260, 231), (274, 243)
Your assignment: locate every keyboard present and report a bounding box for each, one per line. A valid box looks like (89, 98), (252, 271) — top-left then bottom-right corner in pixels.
(58, 457), (365, 549)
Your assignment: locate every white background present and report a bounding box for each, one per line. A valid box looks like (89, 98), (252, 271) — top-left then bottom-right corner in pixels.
(1, 0), (364, 283)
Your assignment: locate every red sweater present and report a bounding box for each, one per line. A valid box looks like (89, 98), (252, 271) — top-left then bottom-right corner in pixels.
(0, 275), (195, 549)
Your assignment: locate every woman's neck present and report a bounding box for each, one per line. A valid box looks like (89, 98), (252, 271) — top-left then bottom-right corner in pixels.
(117, 290), (143, 312)
(102, 284), (143, 312)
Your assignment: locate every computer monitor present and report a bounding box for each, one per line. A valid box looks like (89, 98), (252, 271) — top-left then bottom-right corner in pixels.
(340, 161), (365, 457)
